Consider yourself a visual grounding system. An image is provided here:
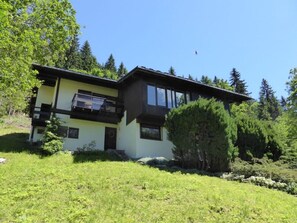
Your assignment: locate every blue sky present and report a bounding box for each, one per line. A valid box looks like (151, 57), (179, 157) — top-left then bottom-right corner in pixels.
(70, 0), (297, 100)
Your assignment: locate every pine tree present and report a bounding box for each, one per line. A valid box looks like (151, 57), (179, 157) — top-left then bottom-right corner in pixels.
(229, 68), (249, 95)
(63, 34), (81, 69)
(280, 96), (287, 111)
(105, 54), (116, 72)
(213, 76), (219, 85)
(169, 66), (176, 76)
(188, 74), (194, 80)
(80, 41), (98, 72)
(200, 75), (213, 85)
(286, 68), (297, 141)
(117, 62), (128, 75)
(258, 79), (281, 120)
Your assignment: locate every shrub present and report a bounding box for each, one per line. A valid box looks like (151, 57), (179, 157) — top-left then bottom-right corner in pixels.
(76, 141), (96, 152)
(41, 116), (64, 155)
(263, 121), (284, 161)
(43, 139), (63, 154)
(165, 98), (237, 172)
(235, 115), (268, 160)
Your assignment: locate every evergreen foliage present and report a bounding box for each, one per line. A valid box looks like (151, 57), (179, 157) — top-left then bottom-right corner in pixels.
(41, 116), (64, 155)
(229, 68), (249, 95)
(188, 74), (194, 80)
(104, 54), (117, 72)
(200, 75), (213, 85)
(165, 98), (237, 172)
(59, 34), (82, 70)
(168, 66), (176, 76)
(117, 62), (128, 76)
(286, 68), (297, 142)
(80, 41), (98, 72)
(258, 79), (281, 120)
(235, 115), (268, 160)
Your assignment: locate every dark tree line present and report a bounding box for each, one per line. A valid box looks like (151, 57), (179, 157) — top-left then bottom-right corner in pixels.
(58, 36), (128, 79)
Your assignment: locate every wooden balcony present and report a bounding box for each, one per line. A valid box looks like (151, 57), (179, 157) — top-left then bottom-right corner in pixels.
(31, 106), (51, 126)
(71, 93), (124, 123)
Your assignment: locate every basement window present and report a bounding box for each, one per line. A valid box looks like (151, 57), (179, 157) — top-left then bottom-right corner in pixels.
(140, 124), (161, 140)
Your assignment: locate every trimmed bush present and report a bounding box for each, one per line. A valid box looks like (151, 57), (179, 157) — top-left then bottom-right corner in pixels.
(263, 122), (284, 161)
(235, 115), (268, 160)
(165, 98), (237, 172)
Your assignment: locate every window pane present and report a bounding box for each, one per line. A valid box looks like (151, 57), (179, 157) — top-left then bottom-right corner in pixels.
(186, 92), (191, 104)
(167, 89), (172, 108)
(176, 92), (185, 107)
(140, 124), (161, 140)
(147, 85), (156, 105)
(57, 126), (68, 137)
(157, 87), (166, 106)
(68, 128), (79, 139)
(172, 91), (176, 108)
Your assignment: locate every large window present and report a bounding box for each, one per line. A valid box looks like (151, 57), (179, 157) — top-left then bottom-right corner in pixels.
(140, 124), (161, 140)
(176, 91), (185, 107)
(147, 85), (156, 105)
(157, 87), (166, 106)
(167, 89), (173, 108)
(147, 84), (191, 109)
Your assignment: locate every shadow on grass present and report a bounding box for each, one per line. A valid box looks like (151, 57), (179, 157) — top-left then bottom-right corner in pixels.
(0, 132), (42, 155)
(72, 151), (123, 163)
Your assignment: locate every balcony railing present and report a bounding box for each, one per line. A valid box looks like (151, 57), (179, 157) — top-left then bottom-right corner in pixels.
(71, 93), (123, 115)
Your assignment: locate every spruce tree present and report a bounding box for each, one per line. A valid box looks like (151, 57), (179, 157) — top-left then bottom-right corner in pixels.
(200, 75), (213, 85)
(117, 62), (128, 75)
(63, 34), (81, 70)
(80, 40), (98, 72)
(229, 68), (249, 95)
(258, 79), (281, 120)
(105, 54), (116, 72)
(188, 74), (194, 80)
(169, 66), (176, 76)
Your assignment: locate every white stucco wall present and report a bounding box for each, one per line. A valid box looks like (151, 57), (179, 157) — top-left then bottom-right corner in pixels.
(32, 127), (45, 142)
(117, 112), (174, 159)
(56, 114), (117, 151)
(135, 125), (174, 159)
(56, 79), (118, 111)
(35, 85), (55, 108)
(117, 112), (137, 157)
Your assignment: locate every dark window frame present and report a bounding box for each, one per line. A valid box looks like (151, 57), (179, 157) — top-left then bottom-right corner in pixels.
(146, 84), (191, 109)
(68, 127), (79, 139)
(156, 86), (166, 107)
(57, 126), (68, 138)
(140, 124), (162, 141)
(147, 84), (156, 106)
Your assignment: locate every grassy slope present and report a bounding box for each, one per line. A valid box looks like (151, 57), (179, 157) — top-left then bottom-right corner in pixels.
(0, 126), (297, 222)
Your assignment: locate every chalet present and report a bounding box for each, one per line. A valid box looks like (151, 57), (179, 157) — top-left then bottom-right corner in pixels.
(29, 64), (251, 159)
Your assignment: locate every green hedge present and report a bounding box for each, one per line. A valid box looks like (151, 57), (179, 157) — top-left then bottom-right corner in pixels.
(165, 98), (237, 172)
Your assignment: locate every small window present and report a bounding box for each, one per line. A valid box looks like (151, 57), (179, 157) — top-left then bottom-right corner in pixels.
(140, 124), (161, 140)
(57, 126), (68, 137)
(147, 85), (156, 105)
(68, 127), (79, 139)
(157, 87), (166, 106)
(37, 128), (45, 134)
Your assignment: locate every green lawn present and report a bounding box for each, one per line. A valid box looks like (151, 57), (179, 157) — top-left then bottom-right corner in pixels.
(0, 126), (297, 222)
